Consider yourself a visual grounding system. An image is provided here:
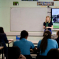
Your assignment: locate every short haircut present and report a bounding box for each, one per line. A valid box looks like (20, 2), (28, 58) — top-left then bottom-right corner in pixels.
(20, 30), (28, 39)
(8, 46), (21, 59)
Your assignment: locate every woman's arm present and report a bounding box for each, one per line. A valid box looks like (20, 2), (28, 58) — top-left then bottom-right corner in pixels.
(43, 22), (46, 29)
(46, 25), (53, 29)
(43, 26), (46, 29)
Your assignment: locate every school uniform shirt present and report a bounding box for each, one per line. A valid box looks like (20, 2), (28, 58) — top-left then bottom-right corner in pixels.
(13, 38), (35, 55)
(37, 39), (58, 56)
(55, 37), (59, 47)
(43, 22), (53, 31)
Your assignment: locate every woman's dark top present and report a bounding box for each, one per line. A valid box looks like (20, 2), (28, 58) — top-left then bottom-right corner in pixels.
(43, 22), (53, 31)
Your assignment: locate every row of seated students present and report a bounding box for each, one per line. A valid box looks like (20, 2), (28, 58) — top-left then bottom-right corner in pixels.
(8, 46), (59, 59)
(0, 27), (59, 59)
(13, 30), (58, 59)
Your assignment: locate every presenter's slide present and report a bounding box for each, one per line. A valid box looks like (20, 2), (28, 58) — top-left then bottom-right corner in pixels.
(52, 8), (59, 28)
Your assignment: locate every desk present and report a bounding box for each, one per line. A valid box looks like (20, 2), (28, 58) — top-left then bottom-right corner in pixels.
(8, 39), (14, 47)
(31, 41), (38, 46)
(0, 46), (4, 59)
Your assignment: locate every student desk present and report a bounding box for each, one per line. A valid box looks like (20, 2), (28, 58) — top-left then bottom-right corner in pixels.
(8, 39), (14, 47)
(31, 41), (38, 47)
(0, 46), (4, 59)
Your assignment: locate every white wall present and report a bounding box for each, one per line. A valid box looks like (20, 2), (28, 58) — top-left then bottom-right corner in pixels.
(0, 0), (59, 46)
(0, 0), (59, 32)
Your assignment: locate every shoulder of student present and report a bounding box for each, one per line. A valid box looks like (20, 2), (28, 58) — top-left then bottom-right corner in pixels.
(0, 33), (6, 37)
(50, 39), (58, 44)
(27, 40), (34, 44)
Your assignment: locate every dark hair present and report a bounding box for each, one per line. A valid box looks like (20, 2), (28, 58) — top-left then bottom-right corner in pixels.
(47, 49), (59, 59)
(8, 46), (21, 59)
(20, 30), (28, 39)
(57, 31), (59, 37)
(39, 31), (51, 54)
(0, 27), (4, 33)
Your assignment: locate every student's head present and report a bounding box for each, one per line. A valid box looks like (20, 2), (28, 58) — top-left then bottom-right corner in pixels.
(0, 27), (4, 33)
(43, 31), (51, 39)
(20, 30), (28, 39)
(47, 49), (59, 59)
(45, 16), (50, 23)
(40, 31), (51, 54)
(57, 30), (59, 37)
(8, 46), (21, 59)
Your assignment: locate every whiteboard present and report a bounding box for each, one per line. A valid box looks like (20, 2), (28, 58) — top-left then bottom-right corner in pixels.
(10, 7), (48, 31)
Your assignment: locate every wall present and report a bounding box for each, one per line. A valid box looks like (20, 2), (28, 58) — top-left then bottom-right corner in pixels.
(0, 0), (59, 46)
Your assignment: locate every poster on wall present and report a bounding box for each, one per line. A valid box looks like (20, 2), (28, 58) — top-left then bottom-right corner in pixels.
(37, 2), (54, 6)
(13, 2), (19, 6)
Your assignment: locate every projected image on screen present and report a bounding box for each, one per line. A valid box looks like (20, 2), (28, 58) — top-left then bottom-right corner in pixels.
(52, 8), (59, 28)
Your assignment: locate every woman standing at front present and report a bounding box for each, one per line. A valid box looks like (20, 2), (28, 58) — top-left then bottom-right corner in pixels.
(43, 16), (53, 34)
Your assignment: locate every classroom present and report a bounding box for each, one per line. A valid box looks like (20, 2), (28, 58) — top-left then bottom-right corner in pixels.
(0, 0), (59, 59)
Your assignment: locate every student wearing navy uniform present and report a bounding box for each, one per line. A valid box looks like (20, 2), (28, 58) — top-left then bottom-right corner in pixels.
(0, 27), (8, 59)
(43, 16), (53, 34)
(13, 30), (35, 59)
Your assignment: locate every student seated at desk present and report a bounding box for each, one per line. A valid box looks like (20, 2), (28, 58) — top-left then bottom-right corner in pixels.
(8, 46), (26, 59)
(13, 30), (35, 59)
(47, 49), (59, 59)
(0, 27), (8, 58)
(55, 31), (59, 48)
(37, 31), (58, 59)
